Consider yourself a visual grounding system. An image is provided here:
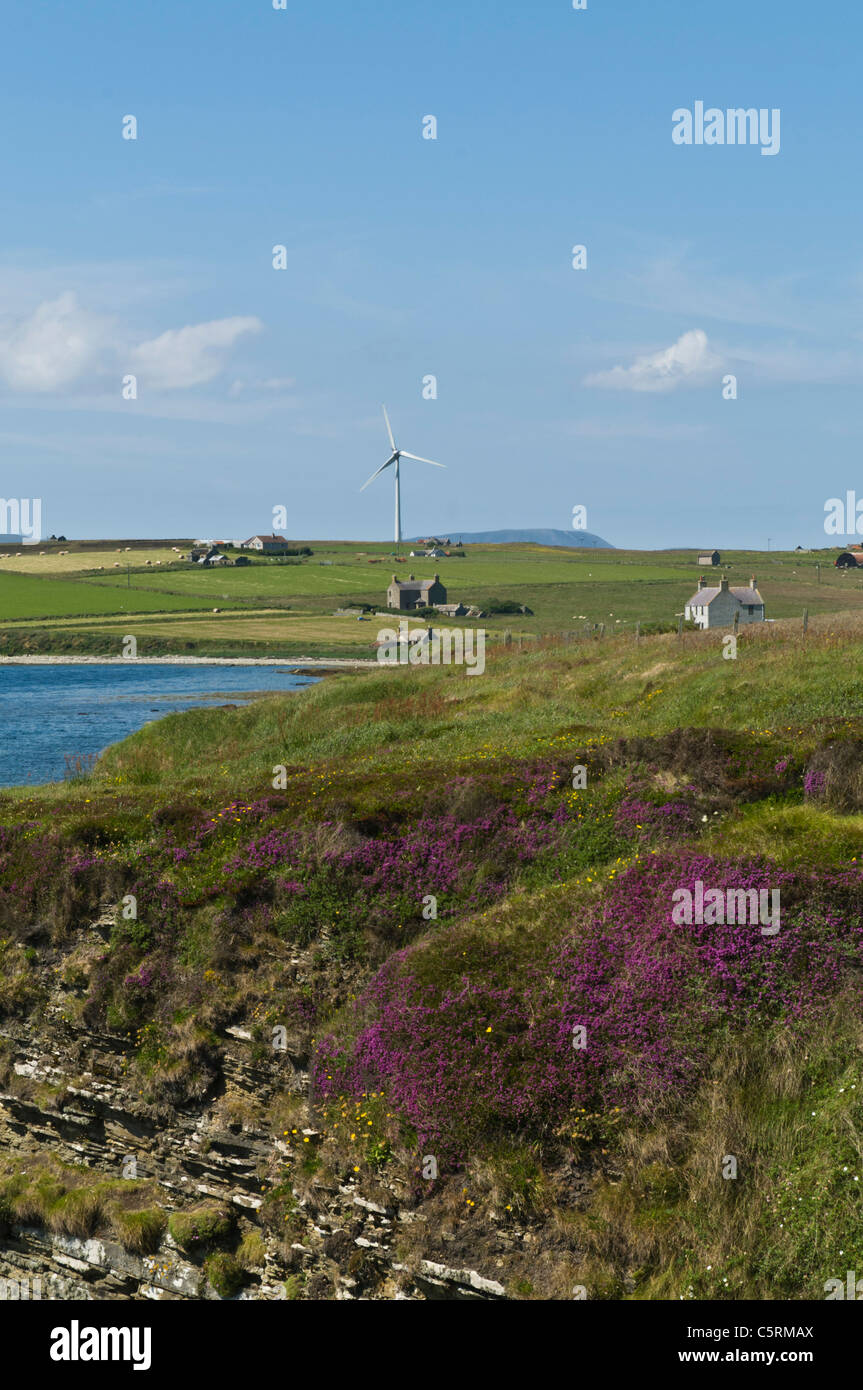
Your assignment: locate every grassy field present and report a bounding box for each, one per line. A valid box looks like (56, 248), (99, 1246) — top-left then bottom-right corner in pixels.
(0, 609), (432, 659)
(0, 545), (185, 574)
(0, 571), (218, 622)
(1, 539), (860, 657)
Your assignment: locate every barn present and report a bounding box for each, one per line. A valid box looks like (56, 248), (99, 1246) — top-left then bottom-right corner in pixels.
(835, 550), (863, 568)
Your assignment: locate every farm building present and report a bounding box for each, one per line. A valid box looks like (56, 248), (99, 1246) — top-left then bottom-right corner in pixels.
(387, 572), (447, 611)
(684, 575), (765, 630)
(697, 550), (721, 566)
(243, 534), (293, 553)
(197, 547), (230, 567)
(835, 549), (863, 568)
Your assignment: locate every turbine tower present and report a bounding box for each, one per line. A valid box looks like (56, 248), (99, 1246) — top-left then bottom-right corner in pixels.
(359, 406), (445, 548)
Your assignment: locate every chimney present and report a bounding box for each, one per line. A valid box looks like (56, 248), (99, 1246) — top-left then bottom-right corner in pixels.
(720, 577), (729, 592)
(434, 572), (440, 582)
(750, 575), (756, 587)
(391, 573), (397, 583)
(699, 574), (705, 587)
(409, 573), (415, 581)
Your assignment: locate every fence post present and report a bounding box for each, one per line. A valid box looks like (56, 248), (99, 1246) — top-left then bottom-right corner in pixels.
(504, 629), (511, 647)
(598, 623), (605, 640)
(677, 615), (683, 638)
(635, 621), (641, 640)
(802, 608), (808, 632)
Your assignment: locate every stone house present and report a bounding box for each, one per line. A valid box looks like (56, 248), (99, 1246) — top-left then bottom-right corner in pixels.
(386, 572), (447, 611)
(684, 575), (765, 629)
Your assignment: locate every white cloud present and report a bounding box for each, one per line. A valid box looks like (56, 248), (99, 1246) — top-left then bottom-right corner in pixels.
(584, 329), (721, 393)
(131, 315), (262, 390)
(0, 292), (114, 392)
(0, 292), (264, 396)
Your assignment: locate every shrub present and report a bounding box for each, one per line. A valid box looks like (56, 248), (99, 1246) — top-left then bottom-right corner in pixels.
(204, 1251), (244, 1298)
(168, 1206), (233, 1250)
(314, 853), (863, 1160)
(237, 1232), (267, 1269)
(113, 1208), (167, 1254)
(804, 738), (863, 812)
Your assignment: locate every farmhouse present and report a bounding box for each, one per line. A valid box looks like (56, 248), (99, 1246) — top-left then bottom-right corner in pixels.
(684, 575), (765, 630)
(197, 546), (230, 567)
(697, 549), (721, 566)
(387, 572), (447, 611)
(243, 535), (293, 553)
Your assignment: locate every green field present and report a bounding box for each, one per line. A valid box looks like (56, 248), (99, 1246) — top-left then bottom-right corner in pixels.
(0, 571), (217, 621)
(0, 539), (860, 657)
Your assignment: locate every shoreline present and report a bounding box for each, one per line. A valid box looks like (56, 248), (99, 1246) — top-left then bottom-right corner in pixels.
(0, 655), (377, 669)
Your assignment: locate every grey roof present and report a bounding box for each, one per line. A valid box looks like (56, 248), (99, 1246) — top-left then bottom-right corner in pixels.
(687, 586), (721, 605)
(391, 578), (438, 590)
(686, 585), (763, 607)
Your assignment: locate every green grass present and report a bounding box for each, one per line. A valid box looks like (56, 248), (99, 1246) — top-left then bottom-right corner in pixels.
(167, 1206), (233, 1250)
(2, 541), (862, 656)
(0, 571), (215, 621)
(79, 611), (863, 792)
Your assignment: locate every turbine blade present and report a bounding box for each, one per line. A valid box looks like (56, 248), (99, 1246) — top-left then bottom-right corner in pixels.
(399, 451), (445, 468)
(359, 457), (395, 491)
(382, 405), (396, 451)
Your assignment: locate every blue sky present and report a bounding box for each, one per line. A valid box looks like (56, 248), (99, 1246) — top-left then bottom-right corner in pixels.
(1, 0), (860, 548)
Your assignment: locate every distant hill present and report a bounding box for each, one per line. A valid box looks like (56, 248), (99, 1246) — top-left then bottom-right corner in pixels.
(413, 528), (613, 549)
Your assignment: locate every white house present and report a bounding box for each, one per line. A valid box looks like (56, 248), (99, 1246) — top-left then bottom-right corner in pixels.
(243, 534), (293, 553)
(684, 575), (765, 629)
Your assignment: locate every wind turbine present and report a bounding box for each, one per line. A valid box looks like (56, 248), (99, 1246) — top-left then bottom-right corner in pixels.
(359, 405), (445, 549)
